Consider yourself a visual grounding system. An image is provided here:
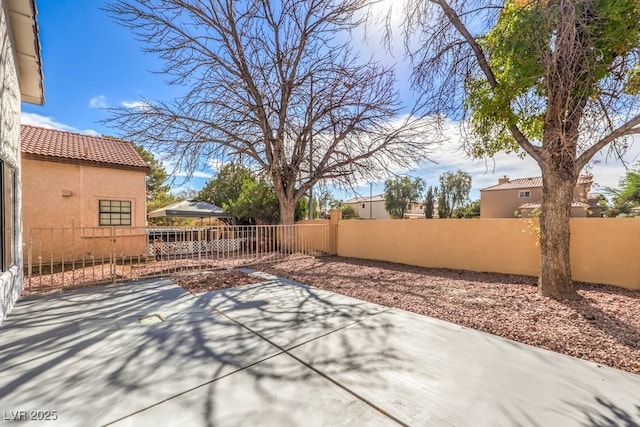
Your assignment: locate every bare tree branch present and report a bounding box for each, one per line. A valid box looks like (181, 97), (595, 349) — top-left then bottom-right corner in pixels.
(104, 0), (436, 223)
(577, 115), (640, 170)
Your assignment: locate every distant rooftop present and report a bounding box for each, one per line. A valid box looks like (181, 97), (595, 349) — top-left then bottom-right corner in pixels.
(21, 125), (148, 170)
(482, 175), (593, 192)
(520, 201), (589, 209)
(344, 194), (385, 204)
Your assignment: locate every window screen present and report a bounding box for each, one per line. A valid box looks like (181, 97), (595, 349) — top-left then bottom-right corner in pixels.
(99, 200), (132, 226)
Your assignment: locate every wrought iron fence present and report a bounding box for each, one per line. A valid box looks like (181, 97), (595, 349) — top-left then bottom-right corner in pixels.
(24, 223), (336, 293)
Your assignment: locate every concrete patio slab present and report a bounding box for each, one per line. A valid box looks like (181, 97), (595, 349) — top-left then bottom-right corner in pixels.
(289, 308), (640, 426)
(1, 275), (639, 427)
(111, 352), (396, 427)
(198, 278), (388, 349)
(0, 279), (281, 426)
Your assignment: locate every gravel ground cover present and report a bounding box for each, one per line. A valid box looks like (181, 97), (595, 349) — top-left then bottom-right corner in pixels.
(23, 254), (639, 375)
(175, 270), (264, 293)
(235, 256), (639, 375)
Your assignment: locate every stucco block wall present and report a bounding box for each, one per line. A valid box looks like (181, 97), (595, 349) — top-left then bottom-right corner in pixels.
(0, 0), (24, 322)
(337, 218), (640, 290)
(569, 218), (640, 288)
(338, 219), (540, 276)
(294, 220), (334, 254)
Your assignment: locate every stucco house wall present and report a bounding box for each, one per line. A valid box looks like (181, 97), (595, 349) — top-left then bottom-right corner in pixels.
(346, 199), (390, 219)
(22, 159), (147, 230)
(345, 195), (425, 219)
(0, 0), (44, 322)
(21, 128), (149, 264)
(480, 187), (544, 218)
(480, 176), (594, 218)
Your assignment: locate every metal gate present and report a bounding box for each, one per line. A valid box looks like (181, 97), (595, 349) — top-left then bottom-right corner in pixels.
(24, 223), (336, 293)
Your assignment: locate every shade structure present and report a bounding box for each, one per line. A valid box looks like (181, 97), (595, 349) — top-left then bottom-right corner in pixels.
(148, 199), (231, 218)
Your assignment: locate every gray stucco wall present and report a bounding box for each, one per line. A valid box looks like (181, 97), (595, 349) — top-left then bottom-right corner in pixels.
(0, 0), (25, 323)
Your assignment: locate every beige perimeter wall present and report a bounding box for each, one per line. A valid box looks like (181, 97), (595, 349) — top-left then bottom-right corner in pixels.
(337, 218), (640, 290)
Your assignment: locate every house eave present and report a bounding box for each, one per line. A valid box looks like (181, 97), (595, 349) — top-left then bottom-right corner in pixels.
(22, 153), (150, 173)
(7, 0), (44, 105)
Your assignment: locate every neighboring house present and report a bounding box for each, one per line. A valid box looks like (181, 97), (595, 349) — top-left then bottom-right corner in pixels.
(586, 192), (605, 218)
(344, 194), (426, 219)
(518, 201), (591, 218)
(21, 125), (149, 262)
(0, 0), (44, 321)
(480, 175), (597, 218)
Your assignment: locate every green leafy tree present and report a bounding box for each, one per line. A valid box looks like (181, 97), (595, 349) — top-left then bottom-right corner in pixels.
(224, 178), (281, 225)
(604, 166), (640, 217)
(223, 178), (308, 224)
(384, 176), (426, 219)
(424, 186), (437, 219)
(436, 171), (471, 219)
(341, 205), (359, 219)
(197, 164), (253, 208)
(296, 197), (309, 222)
(402, 1), (640, 299)
(613, 169), (640, 206)
(133, 144), (169, 199)
(455, 199), (481, 219)
(330, 199), (345, 210)
(315, 186), (337, 218)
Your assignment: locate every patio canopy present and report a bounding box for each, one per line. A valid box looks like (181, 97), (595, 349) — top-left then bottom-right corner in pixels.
(148, 199), (232, 218)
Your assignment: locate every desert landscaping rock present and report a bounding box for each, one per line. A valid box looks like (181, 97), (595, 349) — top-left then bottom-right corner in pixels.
(248, 256), (640, 376)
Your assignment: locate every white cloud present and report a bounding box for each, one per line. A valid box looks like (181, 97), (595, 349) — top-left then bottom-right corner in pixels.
(190, 170), (214, 179)
(20, 112), (99, 136)
(160, 158), (214, 180)
(89, 95), (108, 109)
(121, 100), (150, 109)
(345, 122), (640, 201)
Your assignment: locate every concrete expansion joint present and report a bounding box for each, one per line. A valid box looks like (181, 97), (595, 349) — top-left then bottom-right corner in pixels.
(201, 292), (404, 426)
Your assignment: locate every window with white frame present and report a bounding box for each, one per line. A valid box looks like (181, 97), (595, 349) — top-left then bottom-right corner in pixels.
(99, 200), (132, 226)
(519, 190), (531, 198)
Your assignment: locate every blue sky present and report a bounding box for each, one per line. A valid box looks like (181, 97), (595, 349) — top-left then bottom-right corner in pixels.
(22, 1), (640, 201)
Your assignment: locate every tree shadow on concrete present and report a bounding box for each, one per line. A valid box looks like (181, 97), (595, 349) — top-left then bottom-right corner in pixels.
(0, 277), (411, 426)
(566, 396), (640, 426)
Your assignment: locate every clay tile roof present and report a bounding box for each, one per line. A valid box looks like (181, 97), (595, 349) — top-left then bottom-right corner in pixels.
(21, 125), (148, 170)
(482, 175), (592, 191)
(519, 201), (589, 209)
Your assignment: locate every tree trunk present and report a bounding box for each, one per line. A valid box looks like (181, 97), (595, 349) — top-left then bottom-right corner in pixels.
(538, 167), (581, 300)
(279, 198), (297, 225)
(277, 197), (297, 255)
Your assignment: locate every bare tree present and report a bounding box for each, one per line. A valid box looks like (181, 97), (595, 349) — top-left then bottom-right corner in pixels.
(104, 0), (434, 224)
(400, 0), (640, 299)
